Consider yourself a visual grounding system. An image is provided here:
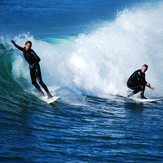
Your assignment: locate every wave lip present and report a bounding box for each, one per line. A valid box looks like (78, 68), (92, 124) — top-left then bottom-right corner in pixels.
(1, 2), (163, 99)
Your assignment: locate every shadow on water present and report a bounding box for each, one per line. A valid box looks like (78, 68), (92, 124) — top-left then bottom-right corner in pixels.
(124, 101), (145, 114)
(123, 98), (162, 114)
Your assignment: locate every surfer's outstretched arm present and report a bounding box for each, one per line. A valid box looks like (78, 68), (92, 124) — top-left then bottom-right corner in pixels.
(11, 40), (24, 52)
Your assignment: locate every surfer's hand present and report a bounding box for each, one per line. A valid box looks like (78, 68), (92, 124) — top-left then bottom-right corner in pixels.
(147, 83), (154, 90)
(146, 83), (151, 87)
(11, 40), (15, 45)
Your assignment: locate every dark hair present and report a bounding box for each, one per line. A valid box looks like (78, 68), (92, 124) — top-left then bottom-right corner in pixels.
(25, 41), (32, 47)
(143, 64), (148, 70)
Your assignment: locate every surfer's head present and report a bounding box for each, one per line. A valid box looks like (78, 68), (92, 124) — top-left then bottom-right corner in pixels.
(141, 64), (148, 73)
(25, 41), (32, 50)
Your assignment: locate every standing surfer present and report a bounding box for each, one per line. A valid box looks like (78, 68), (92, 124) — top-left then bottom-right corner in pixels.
(127, 64), (154, 99)
(11, 40), (53, 99)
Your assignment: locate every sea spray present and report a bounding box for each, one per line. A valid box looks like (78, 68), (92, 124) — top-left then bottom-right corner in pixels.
(8, 2), (163, 98)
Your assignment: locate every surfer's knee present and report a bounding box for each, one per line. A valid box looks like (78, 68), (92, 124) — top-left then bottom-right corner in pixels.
(32, 80), (37, 86)
(38, 78), (42, 84)
(38, 79), (45, 87)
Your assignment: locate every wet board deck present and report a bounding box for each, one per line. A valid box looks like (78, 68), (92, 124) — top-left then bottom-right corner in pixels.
(129, 97), (163, 103)
(42, 96), (60, 104)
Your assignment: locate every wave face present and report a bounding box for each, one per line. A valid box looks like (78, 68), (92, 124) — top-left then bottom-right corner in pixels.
(3, 2), (161, 98)
(66, 2), (163, 97)
(0, 1), (163, 163)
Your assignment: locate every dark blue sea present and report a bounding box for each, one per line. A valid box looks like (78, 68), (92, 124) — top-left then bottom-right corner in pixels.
(0, 0), (163, 162)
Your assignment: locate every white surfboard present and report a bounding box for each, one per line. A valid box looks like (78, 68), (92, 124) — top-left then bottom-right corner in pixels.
(24, 88), (60, 104)
(47, 96), (60, 104)
(129, 97), (163, 103)
(41, 96), (60, 104)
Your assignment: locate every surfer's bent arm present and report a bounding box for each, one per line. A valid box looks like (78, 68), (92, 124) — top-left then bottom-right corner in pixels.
(132, 70), (140, 81)
(143, 78), (147, 86)
(135, 70), (147, 85)
(11, 40), (24, 52)
(29, 50), (41, 70)
(31, 50), (41, 63)
(142, 74), (150, 87)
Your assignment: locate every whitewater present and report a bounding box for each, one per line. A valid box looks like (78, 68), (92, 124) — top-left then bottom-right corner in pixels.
(5, 2), (163, 99)
(0, 0), (163, 162)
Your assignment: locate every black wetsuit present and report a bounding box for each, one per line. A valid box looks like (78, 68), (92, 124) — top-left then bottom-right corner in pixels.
(13, 42), (52, 98)
(127, 69), (147, 97)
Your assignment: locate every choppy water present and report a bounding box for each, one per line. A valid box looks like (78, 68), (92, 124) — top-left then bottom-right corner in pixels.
(0, 0), (163, 162)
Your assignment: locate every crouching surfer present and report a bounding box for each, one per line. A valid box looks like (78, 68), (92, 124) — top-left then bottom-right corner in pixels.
(127, 64), (154, 99)
(11, 40), (53, 99)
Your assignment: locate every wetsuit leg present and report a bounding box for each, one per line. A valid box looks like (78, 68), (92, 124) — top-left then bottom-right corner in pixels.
(128, 87), (141, 97)
(30, 68), (44, 96)
(127, 82), (146, 98)
(35, 64), (53, 98)
(127, 82), (142, 97)
(140, 85), (146, 98)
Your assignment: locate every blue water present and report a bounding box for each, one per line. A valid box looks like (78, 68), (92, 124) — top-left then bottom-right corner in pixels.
(0, 0), (163, 162)
(0, 0), (156, 38)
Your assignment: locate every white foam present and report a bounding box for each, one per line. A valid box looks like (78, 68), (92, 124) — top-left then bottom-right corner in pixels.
(10, 2), (163, 97)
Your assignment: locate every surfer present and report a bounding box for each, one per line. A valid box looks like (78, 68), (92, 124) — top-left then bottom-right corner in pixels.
(11, 40), (53, 99)
(127, 64), (154, 99)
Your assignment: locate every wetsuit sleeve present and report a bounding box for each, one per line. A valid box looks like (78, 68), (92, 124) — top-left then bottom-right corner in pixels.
(13, 43), (24, 52)
(31, 50), (41, 63)
(136, 70), (147, 85)
(130, 71), (138, 80)
(142, 74), (147, 85)
(127, 70), (140, 84)
(134, 71), (140, 80)
(127, 70), (147, 86)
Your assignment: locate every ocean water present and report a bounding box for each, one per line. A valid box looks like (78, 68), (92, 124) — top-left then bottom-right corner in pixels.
(0, 0), (163, 162)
